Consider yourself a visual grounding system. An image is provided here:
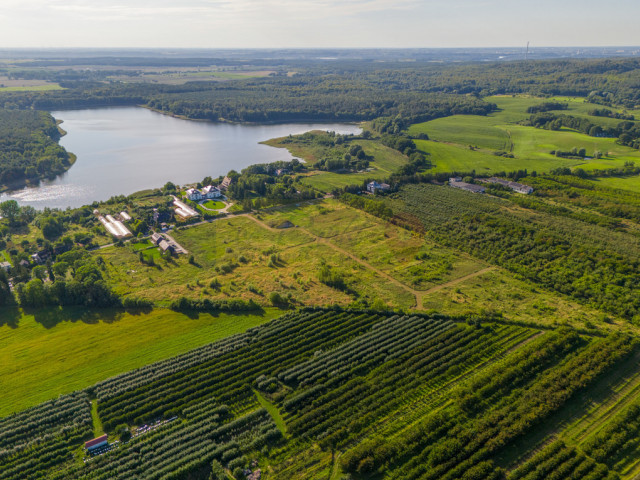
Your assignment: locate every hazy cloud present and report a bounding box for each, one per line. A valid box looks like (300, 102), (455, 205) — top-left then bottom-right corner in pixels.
(0, 0), (638, 48)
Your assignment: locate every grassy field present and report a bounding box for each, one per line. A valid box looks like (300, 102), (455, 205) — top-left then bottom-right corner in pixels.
(0, 84), (63, 92)
(409, 95), (640, 174)
(97, 207), (416, 309)
(265, 134), (408, 192)
(593, 174), (640, 193)
(257, 200), (377, 238)
(202, 199), (226, 209)
(421, 268), (616, 331)
(0, 307), (279, 416)
(409, 115), (511, 151)
(329, 222), (485, 290)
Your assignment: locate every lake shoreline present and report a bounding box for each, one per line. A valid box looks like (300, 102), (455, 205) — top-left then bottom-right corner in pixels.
(142, 104), (362, 127)
(0, 106), (361, 209)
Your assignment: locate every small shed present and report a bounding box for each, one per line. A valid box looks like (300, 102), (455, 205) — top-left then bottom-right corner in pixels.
(277, 220), (294, 229)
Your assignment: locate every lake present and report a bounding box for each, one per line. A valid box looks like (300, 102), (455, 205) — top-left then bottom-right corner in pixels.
(0, 107), (361, 209)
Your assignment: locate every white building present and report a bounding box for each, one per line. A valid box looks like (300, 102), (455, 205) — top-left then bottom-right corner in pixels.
(202, 185), (222, 199)
(186, 188), (203, 201)
(367, 181), (391, 193)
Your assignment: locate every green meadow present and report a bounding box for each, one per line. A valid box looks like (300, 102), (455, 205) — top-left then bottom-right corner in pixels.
(0, 84), (63, 92)
(266, 136), (408, 192)
(409, 95), (640, 174)
(594, 174), (640, 192)
(0, 307), (279, 416)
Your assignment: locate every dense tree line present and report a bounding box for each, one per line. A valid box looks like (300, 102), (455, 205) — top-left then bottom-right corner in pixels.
(15, 248), (121, 308)
(527, 102), (569, 113)
(0, 109), (71, 185)
(589, 107), (634, 120)
(226, 163), (320, 206)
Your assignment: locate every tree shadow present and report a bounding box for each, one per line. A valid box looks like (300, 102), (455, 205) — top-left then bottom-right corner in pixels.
(25, 307), (125, 329)
(0, 306), (22, 328)
(123, 305), (153, 315)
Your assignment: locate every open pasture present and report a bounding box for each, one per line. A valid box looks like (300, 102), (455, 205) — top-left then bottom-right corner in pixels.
(0, 307), (278, 417)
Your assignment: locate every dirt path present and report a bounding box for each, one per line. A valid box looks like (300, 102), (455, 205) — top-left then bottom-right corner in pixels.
(418, 266), (495, 296)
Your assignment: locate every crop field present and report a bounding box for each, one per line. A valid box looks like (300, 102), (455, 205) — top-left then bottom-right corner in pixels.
(0, 77), (64, 91)
(0, 307), (278, 417)
(3, 308), (640, 480)
(409, 95), (640, 174)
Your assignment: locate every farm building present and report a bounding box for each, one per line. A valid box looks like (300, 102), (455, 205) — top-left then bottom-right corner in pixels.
(173, 197), (199, 218)
(85, 434), (108, 451)
(449, 178), (485, 194)
(98, 215), (132, 238)
(483, 177), (534, 194)
(120, 211), (132, 221)
(158, 239), (175, 254)
(150, 233), (163, 245)
(185, 188), (203, 201)
(367, 181), (391, 193)
(202, 185), (222, 199)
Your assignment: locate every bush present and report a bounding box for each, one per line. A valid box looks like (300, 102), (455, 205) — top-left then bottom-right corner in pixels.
(269, 292), (288, 306)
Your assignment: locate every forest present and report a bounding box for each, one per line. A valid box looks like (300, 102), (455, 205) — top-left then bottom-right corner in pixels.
(0, 109), (71, 186)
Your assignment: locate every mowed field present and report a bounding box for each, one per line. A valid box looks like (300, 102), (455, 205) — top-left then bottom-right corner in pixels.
(594, 174), (640, 193)
(409, 95), (640, 174)
(0, 307), (279, 416)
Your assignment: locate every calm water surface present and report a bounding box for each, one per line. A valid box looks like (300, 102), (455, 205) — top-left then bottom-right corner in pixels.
(0, 107), (361, 209)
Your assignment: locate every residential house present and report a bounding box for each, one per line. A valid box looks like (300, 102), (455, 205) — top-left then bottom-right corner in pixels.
(366, 181), (391, 193)
(202, 185), (222, 199)
(185, 188), (203, 201)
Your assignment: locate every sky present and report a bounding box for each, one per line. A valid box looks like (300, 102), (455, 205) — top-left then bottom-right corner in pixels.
(0, 0), (639, 49)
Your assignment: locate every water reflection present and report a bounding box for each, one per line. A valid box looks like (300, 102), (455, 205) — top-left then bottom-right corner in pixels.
(0, 107), (361, 209)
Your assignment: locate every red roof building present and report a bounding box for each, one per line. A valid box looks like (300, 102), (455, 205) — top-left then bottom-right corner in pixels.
(85, 434), (108, 450)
